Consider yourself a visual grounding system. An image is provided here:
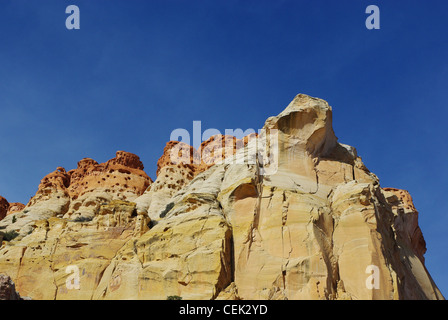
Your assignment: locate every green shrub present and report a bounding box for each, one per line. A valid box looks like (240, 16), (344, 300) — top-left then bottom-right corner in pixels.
(167, 295), (182, 300)
(73, 216), (93, 223)
(12, 215), (16, 223)
(147, 219), (158, 229)
(159, 202), (175, 218)
(2, 230), (19, 242)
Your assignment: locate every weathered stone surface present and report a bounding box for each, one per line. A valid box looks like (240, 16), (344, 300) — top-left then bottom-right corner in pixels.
(93, 209), (232, 300)
(135, 134), (254, 222)
(0, 94), (444, 300)
(0, 151), (152, 240)
(383, 188), (426, 262)
(0, 201), (142, 300)
(0, 196), (8, 221)
(135, 142), (200, 221)
(64, 151), (151, 220)
(7, 203), (25, 216)
(0, 274), (22, 300)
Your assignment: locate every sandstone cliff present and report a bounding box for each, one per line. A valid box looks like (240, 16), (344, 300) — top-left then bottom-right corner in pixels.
(0, 94), (444, 300)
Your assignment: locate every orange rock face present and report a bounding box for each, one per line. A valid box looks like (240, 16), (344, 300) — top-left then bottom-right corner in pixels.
(6, 203), (25, 216)
(0, 196), (9, 221)
(66, 151), (151, 200)
(156, 133), (258, 178)
(25, 151), (152, 219)
(156, 141), (202, 177)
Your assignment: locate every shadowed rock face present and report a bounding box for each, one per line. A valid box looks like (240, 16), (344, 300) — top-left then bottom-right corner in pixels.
(0, 94), (444, 300)
(0, 274), (22, 300)
(0, 196), (8, 221)
(0, 198), (25, 222)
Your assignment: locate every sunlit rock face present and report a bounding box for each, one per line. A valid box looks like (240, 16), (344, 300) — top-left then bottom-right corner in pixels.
(0, 94), (444, 300)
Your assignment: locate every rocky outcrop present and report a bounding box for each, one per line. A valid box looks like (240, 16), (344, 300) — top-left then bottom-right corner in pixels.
(64, 151), (151, 220)
(134, 133), (255, 222)
(0, 196), (9, 221)
(0, 151), (151, 240)
(0, 94), (444, 300)
(383, 188), (426, 263)
(0, 274), (22, 300)
(7, 203), (25, 216)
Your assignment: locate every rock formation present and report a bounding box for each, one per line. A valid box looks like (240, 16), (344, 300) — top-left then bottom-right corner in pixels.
(0, 274), (23, 300)
(7, 203), (26, 217)
(0, 94), (444, 300)
(0, 196), (8, 221)
(0, 197), (25, 224)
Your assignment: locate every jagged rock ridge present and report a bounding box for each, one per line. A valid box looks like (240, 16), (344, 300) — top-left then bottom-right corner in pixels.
(0, 274), (26, 300)
(0, 94), (444, 300)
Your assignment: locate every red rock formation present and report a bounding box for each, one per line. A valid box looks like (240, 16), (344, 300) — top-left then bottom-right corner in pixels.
(156, 133), (258, 178)
(200, 135), (241, 166)
(0, 197), (25, 220)
(106, 150), (145, 170)
(7, 203), (25, 216)
(199, 133), (258, 168)
(156, 141), (202, 177)
(0, 196), (9, 221)
(27, 167), (71, 208)
(39, 167), (71, 191)
(66, 151), (152, 200)
(26, 151), (152, 212)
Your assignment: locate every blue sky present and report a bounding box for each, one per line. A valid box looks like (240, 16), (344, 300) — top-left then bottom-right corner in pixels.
(0, 0), (447, 296)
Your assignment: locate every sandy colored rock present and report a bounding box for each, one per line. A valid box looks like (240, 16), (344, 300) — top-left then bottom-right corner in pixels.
(0, 200), (143, 300)
(94, 209), (232, 300)
(0, 94), (444, 300)
(136, 134), (257, 223)
(135, 142), (200, 221)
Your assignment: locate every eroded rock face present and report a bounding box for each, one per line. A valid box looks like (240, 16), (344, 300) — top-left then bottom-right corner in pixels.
(0, 196), (9, 221)
(383, 188), (426, 263)
(0, 152), (152, 240)
(0, 94), (444, 300)
(7, 203), (25, 216)
(0, 274), (22, 300)
(64, 151), (151, 221)
(134, 133), (255, 222)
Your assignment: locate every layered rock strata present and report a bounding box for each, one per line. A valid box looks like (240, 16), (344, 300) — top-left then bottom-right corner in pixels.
(0, 94), (443, 300)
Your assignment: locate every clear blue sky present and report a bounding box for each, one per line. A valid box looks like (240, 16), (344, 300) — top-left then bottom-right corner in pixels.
(0, 0), (447, 297)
